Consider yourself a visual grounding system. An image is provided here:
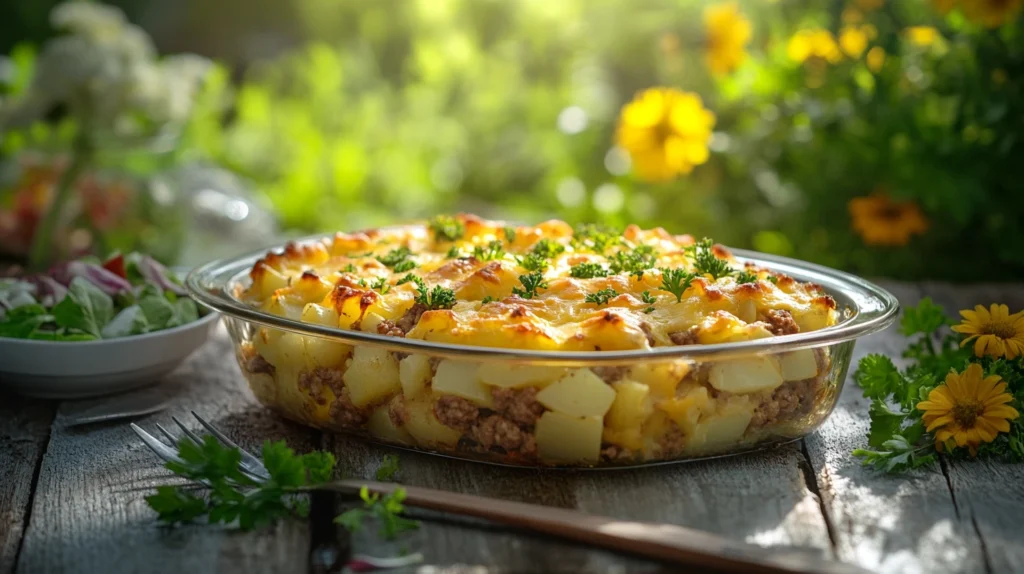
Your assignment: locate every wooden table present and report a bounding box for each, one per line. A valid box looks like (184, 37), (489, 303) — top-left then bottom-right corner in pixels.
(2, 281), (1023, 574)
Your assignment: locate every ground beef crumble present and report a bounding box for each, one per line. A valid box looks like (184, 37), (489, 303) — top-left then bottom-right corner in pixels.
(241, 346), (275, 376)
(297, 367), (340, 406)
(658, 422), (686, 457)
(376, 320), (405, 337)
(669, 327), (700, 346)
(750, 377), (818, 428)
(434, 395), (479, 429)
(600, 444), (637, 463)
(639, 322), (656, 347)
(763, 309), (799, 336)
(591, 366), (629, 384)
(388, 395), (408, 426)
(473, 415), (534, 452)
(328, 386), (368, 428)
(374, 303), (429, 337)
(491, 387), (545, 427)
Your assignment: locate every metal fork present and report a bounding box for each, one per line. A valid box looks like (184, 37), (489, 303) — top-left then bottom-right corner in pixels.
(132, 414), (868, 574)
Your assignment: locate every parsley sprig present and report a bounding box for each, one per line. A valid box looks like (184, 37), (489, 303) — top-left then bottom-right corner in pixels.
(658, 268), (698, 302)
(377, 247), (417, 272)
(735, 270), (758, 284)
(572, 223), (621, 254)
(516, 253), (549, 272)
(144, 437), (418, 539)
(531, 238), (566, 259)
(640, 290), (656, 313)
(608, 245), (657, 280)
(585, 288), (619, 306)
(335, 486), (420, 540)
(472, 240), (505, 261)
(569, 262), (609, 279)
(415, 283), (457, 310)
(687, 238), (734, 279)
(429, 215), (465, 242)
(512, 272), (547, 299)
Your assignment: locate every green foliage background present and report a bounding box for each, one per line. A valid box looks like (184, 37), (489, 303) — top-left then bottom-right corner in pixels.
(3, 0), (1023, 280)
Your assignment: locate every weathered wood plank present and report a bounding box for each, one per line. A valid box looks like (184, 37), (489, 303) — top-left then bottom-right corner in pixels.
(0, 395), (53, 574)
(328, 426), (832, 572)
(919, 281), (1024, 574)
(803, 281), (987, 574)
(15, 327), (320, 574)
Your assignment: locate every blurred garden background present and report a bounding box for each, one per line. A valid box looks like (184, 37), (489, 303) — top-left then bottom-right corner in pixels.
(1, 0), (1022, 280)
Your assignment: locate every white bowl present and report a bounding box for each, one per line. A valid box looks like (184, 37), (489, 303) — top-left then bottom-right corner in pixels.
(0, 312), (220, 398)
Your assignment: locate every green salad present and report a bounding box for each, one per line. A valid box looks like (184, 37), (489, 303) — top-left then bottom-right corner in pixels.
(0, 253), (204, 341)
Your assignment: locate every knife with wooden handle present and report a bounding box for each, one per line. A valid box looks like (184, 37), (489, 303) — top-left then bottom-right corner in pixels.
(321, 479), (867, 574)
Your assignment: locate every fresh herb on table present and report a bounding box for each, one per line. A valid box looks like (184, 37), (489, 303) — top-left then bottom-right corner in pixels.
(145, 437), (419, 539)
(687, 238), (733, 280)
(0, 252), (201, 341)
(640, 290), (656, 313)
(472, 240), (505, 262)
(415, 284), (457, 310)
(585, 288), (619, 306)
(569, 262), (609, 279)
(512, 271), (547, 299)
(658, 268), (698, 303)
(608, 245), (657, 280)
(429, 215), (465, 242)
(530, 238), (565, 259)
(852, 299), (1023, 472)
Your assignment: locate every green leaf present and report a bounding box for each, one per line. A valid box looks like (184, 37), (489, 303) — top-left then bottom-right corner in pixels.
(0, 304), (53, 339)
(335, 508), (367, 532)
(145, 486), (208, 524)
(302, 451), (337, 484)
(375, 454), (400, 481)
(262, 440), (306, 488)
(899, 298), (949, 337)
(138, 292), (175, 329)
(867, 400), (906, 448)
(854, 354), (903, 401)
(51, 277), (114, 338)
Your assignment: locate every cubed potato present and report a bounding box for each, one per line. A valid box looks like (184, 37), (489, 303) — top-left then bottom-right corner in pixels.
(367, 404), (414, 445)
(708, 357), (783, 394)
(536, 369), (616, 417)
(360, 312), (386, 333)
(658, 385), (710, 435)
(342, 346), (401, 407)
(602, 427), (644, 451)
(628, 361), (690, 398)
(478, 364), (565, 389)
(301, 303), (340, 327)
(736, 299), (757, 323)
(795, 308), (834, 333)
(685, 398), (753, 453)
(606, 380), (652, 431)
(271, 332), (306, 368)
(535, 411), (603, 463)
(399, 354), (433, 399)
(433, 360), (493, 407)
(263, 295), (304, 320)
(779, 349), (819, 381)
(404, 400), (462, 447)
(253, 327), (284, 366)
(258, 265), (289, 298)
(304, 336), (351, 368)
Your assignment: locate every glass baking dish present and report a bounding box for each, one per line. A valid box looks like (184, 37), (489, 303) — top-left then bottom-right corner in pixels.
(186, 240), (898, 468)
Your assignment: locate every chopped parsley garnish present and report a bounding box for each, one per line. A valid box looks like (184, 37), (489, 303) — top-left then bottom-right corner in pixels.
(640, 290), (656, 313)
(516, 253), (549, 272)
(767, 275), (779, 285)
(735, 270), (758, 284)
(377, 247), (416, 271)
(503, 227), (517, 244)
(369, 277), (390, 294)
(609, 245), (658, 280)
(472, 240), (505, 261)
(585, 288), (619, 306)
(415, 283), (457, 310)
(688, 238), (733, 280)
(446, 246), (463, 259)
(341, 263), (357, 273)
(429, 215), (465, 242)
(659, 267), (698, 302)
(512, 272), (548, 299)
(572, 223), (622, 254)
(481, 296), (497, 304)
(569, 262), (609, 279)
(397, 274), (425, 288)
(531, 238), (566, 259)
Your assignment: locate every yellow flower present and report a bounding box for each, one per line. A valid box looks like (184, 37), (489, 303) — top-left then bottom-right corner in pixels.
(788, 29), (843, 64)
(866, 46), (886, 72)
(616, 88), (716, 182)
(905, 26), (942, 46)
(704, 2), (753, 77)
(961, 0), (1023, 27)
(839, 25), (876, 58)
(848, 194), (929, 246)
(953, 304), (1024, 359)
(918, 364), (1019, 455)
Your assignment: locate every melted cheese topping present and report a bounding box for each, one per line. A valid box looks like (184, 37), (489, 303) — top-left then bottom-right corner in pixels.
(241, 214), (838, 351)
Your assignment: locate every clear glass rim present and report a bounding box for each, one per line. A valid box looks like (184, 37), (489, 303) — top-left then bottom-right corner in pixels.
(186, 234), (899, 366)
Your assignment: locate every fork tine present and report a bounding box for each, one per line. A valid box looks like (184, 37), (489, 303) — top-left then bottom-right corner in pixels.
(131, 423), (183, 465)
(171, 416), (203, 445)
(191, 411), (270, 479)
(155, 423), (179, 447)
